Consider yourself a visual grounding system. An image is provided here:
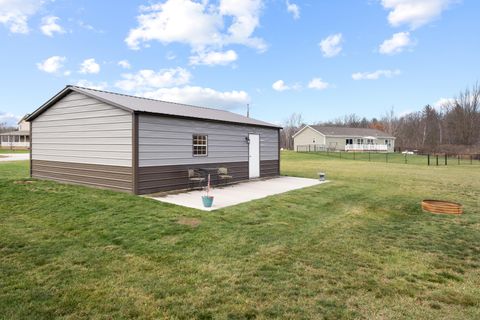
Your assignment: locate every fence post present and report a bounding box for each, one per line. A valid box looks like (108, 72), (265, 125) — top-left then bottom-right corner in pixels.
(369, 152), (371, 162)
(471, 155), (473, 165)
(405, 154), (407, 164)
(458, 155), (460, 165)
(436, 155), (439, 166)
(340, 151), (342, 159)
(353, 152), (356, 160)
(445, 154), (447, 166)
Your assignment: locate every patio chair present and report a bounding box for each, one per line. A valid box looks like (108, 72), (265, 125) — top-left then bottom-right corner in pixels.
(217, 167), (233, 185)
(188, 169), (205, 189)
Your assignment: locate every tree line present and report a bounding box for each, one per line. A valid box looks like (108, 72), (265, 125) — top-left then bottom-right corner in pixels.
(281, 83), (480, 154)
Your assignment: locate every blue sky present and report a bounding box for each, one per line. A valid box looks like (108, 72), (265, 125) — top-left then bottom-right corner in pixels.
(1, 0), (479, 126)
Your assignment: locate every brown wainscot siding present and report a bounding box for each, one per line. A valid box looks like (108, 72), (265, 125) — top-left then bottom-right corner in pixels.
(260, 160), (279, 178)
(138, 161), (248, 195)
(32, 160), (133, 193)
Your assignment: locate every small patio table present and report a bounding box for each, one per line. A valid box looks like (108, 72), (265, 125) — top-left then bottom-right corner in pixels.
(197, 167), (219, 187)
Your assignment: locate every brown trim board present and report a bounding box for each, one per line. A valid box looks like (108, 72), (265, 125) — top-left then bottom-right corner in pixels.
(277, 128), (281, 175)
(29, 122), (33, 178)
(32, 160), (133, 193)
(132, 112), (139, 194)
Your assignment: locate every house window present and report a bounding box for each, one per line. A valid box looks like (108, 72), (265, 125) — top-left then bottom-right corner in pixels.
(1, 136), (7, 142)
(357, 138), (364, 144)
(385, 139), (390, 146)
(193, 134), (208, 156)
(366, 139), (374, 144)
(14, 136), (20, 142)
(346, 138), (353, 145)
(313, 138), (316, 143)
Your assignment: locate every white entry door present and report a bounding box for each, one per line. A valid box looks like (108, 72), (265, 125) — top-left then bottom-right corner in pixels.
(249, 134), (260, 178)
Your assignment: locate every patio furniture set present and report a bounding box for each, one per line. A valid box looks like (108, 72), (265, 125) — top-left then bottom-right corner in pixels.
(187, 167), (233, 190)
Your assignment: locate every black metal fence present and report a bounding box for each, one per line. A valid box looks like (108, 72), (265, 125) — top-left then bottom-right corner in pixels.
(295, 145), (480, 166)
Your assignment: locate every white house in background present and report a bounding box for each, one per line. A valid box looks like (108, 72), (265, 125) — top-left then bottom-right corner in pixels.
(293, 125), (395, 152)
(0, 115), (30, 149)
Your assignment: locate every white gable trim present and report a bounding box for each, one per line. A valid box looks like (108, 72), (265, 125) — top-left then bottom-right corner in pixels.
(292, 125), (326, 138)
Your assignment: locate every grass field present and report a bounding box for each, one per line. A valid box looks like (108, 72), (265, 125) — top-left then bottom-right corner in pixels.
(1, 153), (479, 319)
(0, 149), (29, 154)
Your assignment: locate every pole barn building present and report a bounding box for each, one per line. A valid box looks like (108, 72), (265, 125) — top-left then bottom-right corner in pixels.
(26, 86), (281, 195)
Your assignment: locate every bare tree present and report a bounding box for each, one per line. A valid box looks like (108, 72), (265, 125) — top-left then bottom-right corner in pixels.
(444, 83), (480, 146)
(281, 113), (304, 149)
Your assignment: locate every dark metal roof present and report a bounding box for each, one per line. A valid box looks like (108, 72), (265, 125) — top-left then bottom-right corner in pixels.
(310, 125), (395, 138)
(26, 85), (281, 129)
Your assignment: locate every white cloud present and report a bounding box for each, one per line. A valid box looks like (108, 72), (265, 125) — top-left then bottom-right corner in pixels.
(379, 32), (414, 55)
(0, 111), (21, 126)
(0, 0), (46, 34)
(272, 80), (290, 92)
(79, 58), (100, 74)
(75, 80), (108, 90)
(125, 0), (266, 54)
(40, 15), (64, 37)
(308, 78), (330, 90)
(141, 86), (250, 110)
(381, 0), (455, 29)
(352, 69), (401, 80)
(433, 97), (454, 109)
(115, 67), (192, 92)
(319, 33), (343, 58)
(189, 49), (238, 66)
(118, 60), (131, 69)
(286, 0), (300, 19)
(36, 55), (66, 74)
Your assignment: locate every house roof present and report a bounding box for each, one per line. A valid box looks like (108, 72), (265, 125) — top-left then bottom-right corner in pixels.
(26, 85), (281, 129)
(295, 125), (395, 138)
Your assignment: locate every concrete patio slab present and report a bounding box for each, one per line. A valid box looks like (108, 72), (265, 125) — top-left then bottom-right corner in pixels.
(149, 176), (328, 211)
(0, 153), (29, 162)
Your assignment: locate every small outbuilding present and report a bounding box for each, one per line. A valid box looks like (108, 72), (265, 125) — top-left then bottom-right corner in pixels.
(0, 116), (30, 149)
(293, 125), (395, 152)
(26, 85), (281, 194)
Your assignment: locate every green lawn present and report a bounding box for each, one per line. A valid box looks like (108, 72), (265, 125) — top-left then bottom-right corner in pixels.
(1, 153), (479, 319)
(0, 149), (29, 154)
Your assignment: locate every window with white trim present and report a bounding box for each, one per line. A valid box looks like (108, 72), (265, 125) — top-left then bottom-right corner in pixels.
(193, 134), (208, 156)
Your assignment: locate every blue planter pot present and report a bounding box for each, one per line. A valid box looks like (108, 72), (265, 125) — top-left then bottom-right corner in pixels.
(202, 196), (214, 208)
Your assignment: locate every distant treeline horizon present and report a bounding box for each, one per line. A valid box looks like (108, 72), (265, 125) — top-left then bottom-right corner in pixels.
(281, 83), (480, 154)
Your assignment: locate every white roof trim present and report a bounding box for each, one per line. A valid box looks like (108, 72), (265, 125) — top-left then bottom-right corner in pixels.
(292, 125), (325, 138)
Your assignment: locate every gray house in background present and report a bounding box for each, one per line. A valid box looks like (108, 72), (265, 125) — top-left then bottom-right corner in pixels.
(25, 85), (281, 194)
(293, 125), (395, 152)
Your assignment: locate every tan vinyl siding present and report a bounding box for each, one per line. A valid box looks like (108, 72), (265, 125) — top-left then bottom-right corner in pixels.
(138, 114), (278, 167)
(293, 127), (326, 151)
(31, 92), (132, 167)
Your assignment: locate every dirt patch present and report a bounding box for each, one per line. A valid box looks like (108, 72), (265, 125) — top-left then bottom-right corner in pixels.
(13, 180), (35, 185)
(177, 217), (201, 228)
